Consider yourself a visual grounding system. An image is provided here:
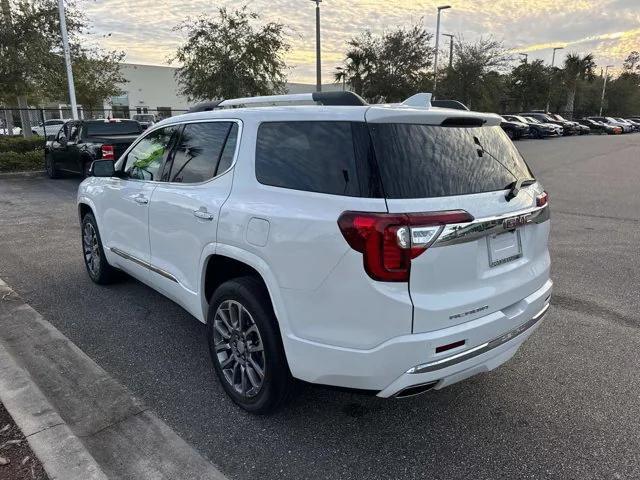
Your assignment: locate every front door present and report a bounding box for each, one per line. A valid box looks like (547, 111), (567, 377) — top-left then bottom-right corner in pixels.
(101, 126), (178, 281)
(148, 121), (239, 315)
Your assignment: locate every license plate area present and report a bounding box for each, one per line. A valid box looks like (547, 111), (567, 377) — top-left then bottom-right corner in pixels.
(487, 229), (522, 267)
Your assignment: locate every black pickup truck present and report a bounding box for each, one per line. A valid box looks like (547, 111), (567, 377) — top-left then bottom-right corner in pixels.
(44, 119), (143, 178)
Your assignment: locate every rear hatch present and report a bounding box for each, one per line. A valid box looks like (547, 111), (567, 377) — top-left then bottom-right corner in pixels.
(366, 108), (550, 333)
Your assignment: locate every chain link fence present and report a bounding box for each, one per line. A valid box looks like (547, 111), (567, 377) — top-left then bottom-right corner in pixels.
(0, 106), (189, 139)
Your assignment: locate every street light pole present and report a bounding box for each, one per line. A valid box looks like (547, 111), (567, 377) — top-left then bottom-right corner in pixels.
(433, 5), (451, 95)
(545, 46), (564, 112)
(58, 0), (78, 120)
(311, 0), (322, 92)
(443, 33), (454, 69)
(599, 65), (614, 116)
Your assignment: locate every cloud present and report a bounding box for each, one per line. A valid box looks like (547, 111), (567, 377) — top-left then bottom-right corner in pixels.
(80, 0), (640, 83)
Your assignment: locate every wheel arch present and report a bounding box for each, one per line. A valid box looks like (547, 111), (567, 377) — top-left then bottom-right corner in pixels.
(200, 246), (290, 336)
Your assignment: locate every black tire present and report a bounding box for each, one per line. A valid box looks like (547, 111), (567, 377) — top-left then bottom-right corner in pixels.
(506, 129), (514, 140)
(536, 129), (545, 139)
(81, 212), (119, 284)
(207, 276), (295, 414)
(44, 152), (60, 179)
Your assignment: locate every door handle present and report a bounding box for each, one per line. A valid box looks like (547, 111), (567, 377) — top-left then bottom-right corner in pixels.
(193, 208), (214, 220)
(134, 195), (148, 205)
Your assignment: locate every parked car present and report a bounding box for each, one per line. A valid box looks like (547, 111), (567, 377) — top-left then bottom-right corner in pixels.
(548, 113), (590, 135)
(522, 116), (563, 136)
(131, 113), (157, 130)
(499, 116), (529, 140)
(503, 115), (557, 138)
(45, 119), (143, 178)
(589, 116), (633, 133)
(625, 118), (640, 130)
(614, 117), (639, 132)
(78, 91), (552, 413)
(521, 112), (577, 135)
(578, 118), (619, 135)
(31, 118), (71, 138)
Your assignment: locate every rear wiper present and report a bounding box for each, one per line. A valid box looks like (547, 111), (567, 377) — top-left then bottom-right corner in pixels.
(505, 177), (536, 201)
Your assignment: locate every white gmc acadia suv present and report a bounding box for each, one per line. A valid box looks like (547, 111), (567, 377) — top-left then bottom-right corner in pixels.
(77, 92), (552, 413)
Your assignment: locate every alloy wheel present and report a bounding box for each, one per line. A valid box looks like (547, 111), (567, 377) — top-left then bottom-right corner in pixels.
(82, 222), (100, 277)
(213, 300), (266, 398)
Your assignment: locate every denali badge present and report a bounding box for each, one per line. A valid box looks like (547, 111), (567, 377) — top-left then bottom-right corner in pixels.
(449, 305), (489, 320)
(503, 213), (531, 230)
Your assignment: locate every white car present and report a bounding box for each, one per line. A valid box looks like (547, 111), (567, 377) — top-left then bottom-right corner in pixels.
(32, 119), (69, 137)
(77, 92), (552, 413)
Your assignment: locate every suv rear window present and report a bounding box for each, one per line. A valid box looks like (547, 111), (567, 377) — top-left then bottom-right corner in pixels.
(256, 121), (369, 197)
(369, 124), (533, 199)
(86, 121), (142, 136)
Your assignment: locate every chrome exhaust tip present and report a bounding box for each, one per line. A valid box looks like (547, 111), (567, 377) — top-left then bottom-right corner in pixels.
(394, 381), (438, 399)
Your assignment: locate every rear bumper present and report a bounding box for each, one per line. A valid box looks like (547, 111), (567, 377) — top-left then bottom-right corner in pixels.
(283, 279), (552, 392)
(377, 302), (548, 397)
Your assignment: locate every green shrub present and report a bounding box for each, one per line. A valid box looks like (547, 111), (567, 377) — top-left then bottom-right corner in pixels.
(0, 150), (44, 172)
(0, 136), (45, 154)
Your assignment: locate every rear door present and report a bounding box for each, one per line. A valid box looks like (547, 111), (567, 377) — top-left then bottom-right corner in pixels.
(366, 117), (551, 334)
(148, 120), (239, 309)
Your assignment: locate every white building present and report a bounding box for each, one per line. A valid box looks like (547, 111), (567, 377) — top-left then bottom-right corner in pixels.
(105, 63), (346, 119)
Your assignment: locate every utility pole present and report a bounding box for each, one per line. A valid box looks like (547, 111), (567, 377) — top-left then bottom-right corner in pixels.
(442, 33), (454, 69)
(311, 0), (322, 92)
(433, 5), (451, 95)
(599, 65), (614, 116)
(58, 0), (78, 120)
(545, 46), (564, 112)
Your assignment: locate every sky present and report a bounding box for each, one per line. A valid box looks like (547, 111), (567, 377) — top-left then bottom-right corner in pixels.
(81, 0), (640, 83)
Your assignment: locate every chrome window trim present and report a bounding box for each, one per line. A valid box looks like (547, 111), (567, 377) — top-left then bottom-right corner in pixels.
(432, 204), (549, 248)
(114, 119), (243, 186)
(406, 302), (550, 375)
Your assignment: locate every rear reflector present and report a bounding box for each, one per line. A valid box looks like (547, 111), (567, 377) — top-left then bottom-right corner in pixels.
(435, 339), (465, 354)
(338, 210), (474, 282)
(101, 145), (115, 160)
(536, 191), (548, 207)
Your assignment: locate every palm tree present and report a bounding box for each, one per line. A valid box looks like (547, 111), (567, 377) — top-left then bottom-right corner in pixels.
(563, 53), (596, 117)
(334, 51), (369, 96)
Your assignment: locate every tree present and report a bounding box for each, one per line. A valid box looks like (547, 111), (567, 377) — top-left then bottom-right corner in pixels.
(335, 25), (433, 102)
(623, 51), (640, 72)
(507, 59), (549, 111)
(172, 7), (290, 101)
(562, 53), (596, 117)
(438, 37), (510, 110)
(0, 0), (125, 134)
(39, 46), (127, 112)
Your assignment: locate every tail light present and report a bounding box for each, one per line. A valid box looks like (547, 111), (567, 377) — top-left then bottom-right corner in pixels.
(101, 145), (114, 160)
(536, 191), (548, 207)
(337, 210), (474, 282)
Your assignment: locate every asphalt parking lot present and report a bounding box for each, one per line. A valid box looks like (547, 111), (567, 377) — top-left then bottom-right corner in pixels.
(1, 133), (639, 480)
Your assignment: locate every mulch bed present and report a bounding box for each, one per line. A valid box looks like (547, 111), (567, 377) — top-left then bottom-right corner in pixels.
(0, 402), (49, 480)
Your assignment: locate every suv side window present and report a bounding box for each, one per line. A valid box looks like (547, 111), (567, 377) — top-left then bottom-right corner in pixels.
(168, 122), (236, 183)
(124, 126), (177, 181)
(255, 121), (361, 196)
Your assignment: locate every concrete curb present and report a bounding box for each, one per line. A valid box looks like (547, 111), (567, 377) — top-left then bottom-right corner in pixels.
(0, 170), (45, 177)
(0, 278), (228, 480)
(0, 342), (108, 480)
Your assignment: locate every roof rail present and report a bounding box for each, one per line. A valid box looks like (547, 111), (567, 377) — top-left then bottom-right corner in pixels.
(431, 99), (469, 111)
(187, 100), (224, 113)
(213, 91), (368, 109)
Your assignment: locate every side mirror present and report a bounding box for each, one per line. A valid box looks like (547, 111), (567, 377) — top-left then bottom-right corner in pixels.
(89, 160), (115, 177)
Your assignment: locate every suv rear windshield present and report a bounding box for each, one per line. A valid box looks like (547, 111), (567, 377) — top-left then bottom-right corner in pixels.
(86, 121), (142, 136)
(369, 124), (533, 199)
(255, 121), (532, 200)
